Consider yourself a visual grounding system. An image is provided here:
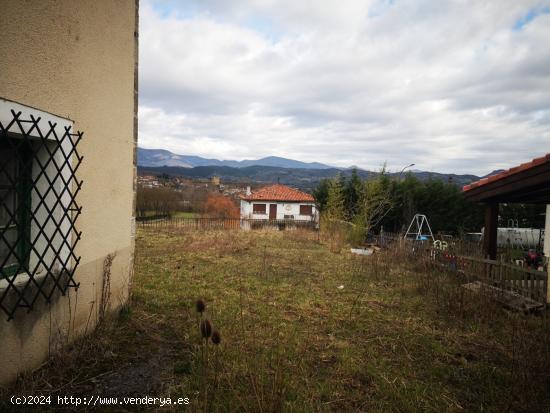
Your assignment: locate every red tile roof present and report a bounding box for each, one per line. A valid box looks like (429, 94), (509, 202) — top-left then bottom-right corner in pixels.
(241, 184), (315, 202)
(463, 153), (550, 192)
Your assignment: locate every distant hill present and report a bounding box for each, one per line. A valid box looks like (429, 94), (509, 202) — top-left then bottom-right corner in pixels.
(481, 169), (505, 178)
(138, 164), (480, 191)
(408, 171), (480, 186)
(138, 148), (333, 169)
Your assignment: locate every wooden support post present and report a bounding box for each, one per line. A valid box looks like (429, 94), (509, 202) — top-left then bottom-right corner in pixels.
(483, 203), (498, 260)
(545, 204), (550, 304)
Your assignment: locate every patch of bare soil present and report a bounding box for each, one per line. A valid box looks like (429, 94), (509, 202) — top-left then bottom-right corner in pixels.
(80, 356), (165, 398)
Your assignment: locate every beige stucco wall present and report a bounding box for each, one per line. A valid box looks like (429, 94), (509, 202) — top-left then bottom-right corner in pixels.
(0, 0), (138, 385)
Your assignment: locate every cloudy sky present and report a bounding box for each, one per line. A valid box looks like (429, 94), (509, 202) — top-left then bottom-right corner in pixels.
(138, 0), (550, 175)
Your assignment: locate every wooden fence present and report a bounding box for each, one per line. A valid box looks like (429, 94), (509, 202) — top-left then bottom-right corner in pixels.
(137, 216), (318, 231)
(431, 249), (548, 304)
(369, 234), (548, 304)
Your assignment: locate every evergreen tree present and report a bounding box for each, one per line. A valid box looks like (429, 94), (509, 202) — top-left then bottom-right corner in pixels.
(325, 175), (346, 221)
(344, 168), (362, 219)
(313, 172), (486, 236)
(312, 179), (330, 212)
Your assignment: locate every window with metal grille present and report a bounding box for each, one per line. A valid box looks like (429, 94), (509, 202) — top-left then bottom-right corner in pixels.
(0, 140), (32, 278)
(0, 102), (83, 320)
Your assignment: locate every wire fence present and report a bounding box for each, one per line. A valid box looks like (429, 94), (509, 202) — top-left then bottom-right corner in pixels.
(136, 216), (318, 231)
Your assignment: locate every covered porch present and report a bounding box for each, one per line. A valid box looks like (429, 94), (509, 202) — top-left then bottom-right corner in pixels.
(463, 153), (550, 304)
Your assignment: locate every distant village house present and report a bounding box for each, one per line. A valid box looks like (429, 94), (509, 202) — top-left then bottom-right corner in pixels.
(240, 184), (318, 224)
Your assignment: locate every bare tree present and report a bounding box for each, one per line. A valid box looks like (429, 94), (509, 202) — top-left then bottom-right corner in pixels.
(136, 185), (180, 217)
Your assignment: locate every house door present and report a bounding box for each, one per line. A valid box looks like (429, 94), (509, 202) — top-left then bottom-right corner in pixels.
(269, 204), (277, 220)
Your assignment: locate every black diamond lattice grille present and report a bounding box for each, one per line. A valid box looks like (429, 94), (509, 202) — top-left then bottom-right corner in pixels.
(0, 109), (83, 320)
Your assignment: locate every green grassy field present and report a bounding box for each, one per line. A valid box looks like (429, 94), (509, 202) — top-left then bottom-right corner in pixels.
(171, 211), (200, 218)
(142, 211), (199, 218)
(3, 228), (549, 412)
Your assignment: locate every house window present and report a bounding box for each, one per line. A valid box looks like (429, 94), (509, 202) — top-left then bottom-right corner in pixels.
(253, 203), (266, 214)
(0, 100), (83, 320)
(300, 205), (313, 215)
(0, 140), (32, 277)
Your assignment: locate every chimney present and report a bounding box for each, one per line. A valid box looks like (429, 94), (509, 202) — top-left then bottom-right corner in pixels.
(246, 186), (251, 196)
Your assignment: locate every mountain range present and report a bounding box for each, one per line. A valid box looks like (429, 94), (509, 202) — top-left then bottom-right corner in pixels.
(138, 148), (333, 169)
(137, 148), (481, 191)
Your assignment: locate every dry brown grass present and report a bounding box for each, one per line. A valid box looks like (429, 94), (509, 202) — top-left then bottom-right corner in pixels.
(1, 227), (549, 412)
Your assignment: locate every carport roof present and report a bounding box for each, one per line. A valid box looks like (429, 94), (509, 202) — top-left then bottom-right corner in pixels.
(462, 153), (550, 204)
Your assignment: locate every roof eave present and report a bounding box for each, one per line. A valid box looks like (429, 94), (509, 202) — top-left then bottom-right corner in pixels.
(463, 161), (550, 204)
(242, 198), (315, 202)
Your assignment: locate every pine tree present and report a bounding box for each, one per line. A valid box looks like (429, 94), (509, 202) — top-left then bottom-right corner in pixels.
(312, 179), (330, 212)
(344, 168), (362, 219)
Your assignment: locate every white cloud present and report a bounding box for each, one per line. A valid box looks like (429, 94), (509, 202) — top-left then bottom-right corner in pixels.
(139, 0), (550, 174)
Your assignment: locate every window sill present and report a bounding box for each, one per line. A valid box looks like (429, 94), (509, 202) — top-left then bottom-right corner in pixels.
(0, 269), (47, 291)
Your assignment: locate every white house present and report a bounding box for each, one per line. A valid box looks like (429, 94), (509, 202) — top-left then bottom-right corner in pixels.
(240, 184), (318, 222)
